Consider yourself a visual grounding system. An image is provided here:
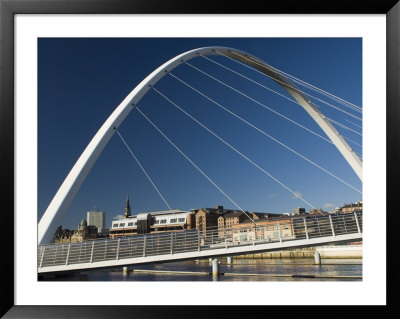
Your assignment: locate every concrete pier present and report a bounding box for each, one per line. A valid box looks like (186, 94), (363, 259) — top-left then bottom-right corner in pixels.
(227, 256), (233, 264)
(314, 252), (321, 265)
(123, 266), (129, 274)
(212, 258), (220, 277)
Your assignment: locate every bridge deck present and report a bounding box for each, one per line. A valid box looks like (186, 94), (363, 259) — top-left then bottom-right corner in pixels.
(38, 212), (362, 274)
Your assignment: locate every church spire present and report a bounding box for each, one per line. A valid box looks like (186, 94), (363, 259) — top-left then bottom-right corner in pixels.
(124, 195), (131, 218)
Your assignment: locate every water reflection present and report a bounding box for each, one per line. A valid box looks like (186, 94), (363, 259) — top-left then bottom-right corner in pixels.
(40, 258), (362, 282)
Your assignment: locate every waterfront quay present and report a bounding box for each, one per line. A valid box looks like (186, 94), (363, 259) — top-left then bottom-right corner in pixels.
(39, 256), (362, 282)
(39, 244), (362, 282)
(234, 245), (362, 259)
(38, 210), (362, 275)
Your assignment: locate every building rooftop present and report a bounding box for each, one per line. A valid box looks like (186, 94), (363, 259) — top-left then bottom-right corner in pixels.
(342, 202), (363, 208)
(111, 210), (190, 223)
(237, 213), (304, 225)
(223, 211), (250, 218)
(140, 209), (189, 216)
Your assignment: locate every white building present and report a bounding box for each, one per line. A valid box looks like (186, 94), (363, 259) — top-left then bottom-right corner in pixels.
(87, 209), (106, 233)
(109, 209), (194, 238)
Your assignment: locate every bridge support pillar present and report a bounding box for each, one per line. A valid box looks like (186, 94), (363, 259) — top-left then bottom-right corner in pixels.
(123, 266), (129, 274)
(212, 258), (220, 277)
(314, 252), (321, 265)
(227, 256), (233, 264)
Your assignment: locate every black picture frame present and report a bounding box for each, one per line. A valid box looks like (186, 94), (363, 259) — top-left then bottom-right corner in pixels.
(1, 0), (398, 317)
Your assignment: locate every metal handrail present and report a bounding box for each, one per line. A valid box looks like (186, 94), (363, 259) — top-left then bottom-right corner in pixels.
(38, 212), (362, 269)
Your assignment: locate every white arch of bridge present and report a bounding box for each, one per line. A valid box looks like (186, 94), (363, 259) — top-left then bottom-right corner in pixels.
(38, 47), (362, 245)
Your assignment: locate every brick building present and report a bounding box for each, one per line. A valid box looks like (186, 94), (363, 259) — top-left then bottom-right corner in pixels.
(231, 217), (295, 243)
(192, 206), (268, 238)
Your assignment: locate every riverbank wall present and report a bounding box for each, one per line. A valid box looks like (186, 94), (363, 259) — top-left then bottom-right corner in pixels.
(233, 245), (362, 259)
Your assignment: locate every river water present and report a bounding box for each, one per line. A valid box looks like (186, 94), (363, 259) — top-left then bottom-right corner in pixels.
(42, 258), (362, 281)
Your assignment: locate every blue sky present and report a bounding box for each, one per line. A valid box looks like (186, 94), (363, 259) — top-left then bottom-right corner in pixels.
(38, 38), (362, 230)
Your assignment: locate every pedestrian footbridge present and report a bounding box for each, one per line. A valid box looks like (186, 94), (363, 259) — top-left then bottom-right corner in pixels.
(38, 212), (362, 274)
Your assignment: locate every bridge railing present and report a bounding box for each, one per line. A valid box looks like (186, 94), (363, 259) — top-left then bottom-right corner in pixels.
(37, 212), (362, 269)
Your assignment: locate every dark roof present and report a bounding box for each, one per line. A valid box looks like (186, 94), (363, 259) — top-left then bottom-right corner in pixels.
(223, 211), (249, 218)
(196, 208), (222, 215)
(251, 212), (269, 218)
(195, 208), (269, 218)
(238, 214), (297, 225)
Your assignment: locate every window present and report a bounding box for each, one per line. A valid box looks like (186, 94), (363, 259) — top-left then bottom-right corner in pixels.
(128, 222), (133, 227)
(119, 223), (125, 227)
(198, 216), (203, 228)
(170, 219), (177, 223)
(284, 225), (289, 229)
(113, 224), (118, 228)
(160, 219), (167, 224)
(154, 220), (159, 224)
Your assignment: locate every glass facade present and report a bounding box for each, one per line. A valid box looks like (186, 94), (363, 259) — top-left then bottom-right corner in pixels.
(87, 210), (106, 232)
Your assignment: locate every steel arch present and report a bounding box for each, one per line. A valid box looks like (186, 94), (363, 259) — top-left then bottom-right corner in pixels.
(38, 47), (362, 245)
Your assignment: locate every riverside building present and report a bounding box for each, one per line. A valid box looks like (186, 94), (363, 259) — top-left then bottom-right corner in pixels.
(87, 208), (106, 234)
(109, 197), (196, 238)
(53, 219), (98, 244)
(109, 203), (270, 239)
(109, 210), (196, 238)
(231, 216), (295, 243)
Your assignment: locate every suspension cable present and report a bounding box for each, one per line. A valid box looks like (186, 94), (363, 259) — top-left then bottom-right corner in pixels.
(325, 117), (362, 137)
(187, 60), (363, 152)
(151, 88), (315, 208)
(135, 106), (256, 221)
(219, 50), (362, 114)
(201, 54), (363, 128)
(342, 135), (362, 148)
(153, 84), (361, 195)
(216, 50), (362, 116)
(262, 60), (363, 112)
(114, 128), (186, 231)
(200, 54), (298, 105)
(344, 118), (363, 129)
(148, 88), (317, 209)
(185, 61), (362, 150)
(182, 62), (334, 146)
(339, 134), (362, 155)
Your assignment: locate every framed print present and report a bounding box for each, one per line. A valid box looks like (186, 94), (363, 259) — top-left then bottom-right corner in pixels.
(1, 0), (398, 317)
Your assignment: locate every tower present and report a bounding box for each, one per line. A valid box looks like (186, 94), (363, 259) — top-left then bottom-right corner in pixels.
(124, 195), (131, 218)
(87, 208), (106, 233)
